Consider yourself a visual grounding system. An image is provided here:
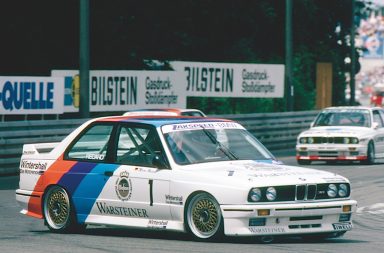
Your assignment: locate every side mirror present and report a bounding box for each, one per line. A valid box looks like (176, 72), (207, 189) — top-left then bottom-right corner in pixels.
(152, 155), (169, 169)
(372, 122), (379, 129)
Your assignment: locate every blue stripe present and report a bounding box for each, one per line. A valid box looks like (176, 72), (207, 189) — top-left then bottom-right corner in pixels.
(57, 162), (97, 195)
(71, 163), (120, 223)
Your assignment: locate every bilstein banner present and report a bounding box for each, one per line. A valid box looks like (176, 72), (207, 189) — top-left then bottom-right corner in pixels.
(51, 70), (186, 113)
(170, 61), (285, 98)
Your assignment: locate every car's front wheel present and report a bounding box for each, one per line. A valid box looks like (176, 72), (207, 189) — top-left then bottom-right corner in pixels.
(297, 159), (311, 165)
(43, 185), (85, 233)
(185, 192), (223, 241)
(361, 142), (375, 165)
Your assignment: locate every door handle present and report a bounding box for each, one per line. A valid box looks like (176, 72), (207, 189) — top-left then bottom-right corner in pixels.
(104, 171), (113, 177)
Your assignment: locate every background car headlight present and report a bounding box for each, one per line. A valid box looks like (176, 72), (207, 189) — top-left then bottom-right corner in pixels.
(266, 187), (277, 201)
(343, 137), (350, 144)
(308, 137), (314, 144)
(338, 184), (348, 197)
(351, 138), (359, 144)
(327, 184), (337, 198)
(300, 137), (307, 144)
(249, 188), (262, 202)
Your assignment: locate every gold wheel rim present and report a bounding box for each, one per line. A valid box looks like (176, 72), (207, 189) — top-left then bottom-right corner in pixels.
(47, 189), (69, 227)
(191, 198), (219, 233)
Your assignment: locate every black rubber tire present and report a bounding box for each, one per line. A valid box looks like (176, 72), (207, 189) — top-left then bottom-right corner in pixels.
(361, 142), (375, 165)
(185, 192), (223, 241)
(297, 159), (311, 165)
(43, 185), (85, 233)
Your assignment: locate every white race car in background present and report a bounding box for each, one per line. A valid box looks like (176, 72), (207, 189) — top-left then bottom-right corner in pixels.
(16, 115), (356, 242)
(296, 106), (384, 165)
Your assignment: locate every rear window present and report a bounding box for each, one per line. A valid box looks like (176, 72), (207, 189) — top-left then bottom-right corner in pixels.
(66, 124), (114, 161)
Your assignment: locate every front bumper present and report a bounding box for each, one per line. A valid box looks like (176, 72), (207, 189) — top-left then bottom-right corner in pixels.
(221, 199), (357, 236)
(296, 143), (367, 161)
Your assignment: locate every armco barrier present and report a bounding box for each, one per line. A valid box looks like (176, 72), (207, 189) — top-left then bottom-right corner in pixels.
(0, 110), (319, 175)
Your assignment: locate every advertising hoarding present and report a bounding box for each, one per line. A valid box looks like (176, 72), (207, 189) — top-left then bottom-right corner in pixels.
(51, 70), (186, 113)
(170, 61), (285, 98)
(0, 76), (64, 114)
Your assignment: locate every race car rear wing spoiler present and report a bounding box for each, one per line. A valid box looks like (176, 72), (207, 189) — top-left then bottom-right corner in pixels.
(22, 142), (60, 156)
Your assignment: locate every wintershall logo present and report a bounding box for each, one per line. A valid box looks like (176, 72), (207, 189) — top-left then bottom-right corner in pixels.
(19, 160), (48, 175)
(20, 160), (48, 170)
(115, 171), (132, 201)
(165, 195), (183, 205)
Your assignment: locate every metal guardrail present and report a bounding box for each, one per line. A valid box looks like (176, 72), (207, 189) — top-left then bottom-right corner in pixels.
(0, 111), (319, 175)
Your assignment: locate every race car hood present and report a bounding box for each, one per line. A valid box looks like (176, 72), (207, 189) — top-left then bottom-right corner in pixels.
(179, 160), (348, 187)
(298, 126), (372, 137)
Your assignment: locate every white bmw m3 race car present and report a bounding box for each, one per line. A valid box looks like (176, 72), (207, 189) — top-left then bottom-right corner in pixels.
(16, 115), (356, 242)
(296, 106), (384, 165)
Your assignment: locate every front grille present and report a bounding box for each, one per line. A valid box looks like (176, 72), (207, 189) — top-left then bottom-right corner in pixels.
(289, 224), (321, 229)
(289, 216), (323, 221)
(296, 184), (317, 200)
(249, 183), (350, 202)
(311, 137), (345, 144)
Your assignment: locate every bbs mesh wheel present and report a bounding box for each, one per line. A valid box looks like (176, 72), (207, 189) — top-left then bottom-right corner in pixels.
(43, 186), (85, 233)
(185, 192), (223, 240)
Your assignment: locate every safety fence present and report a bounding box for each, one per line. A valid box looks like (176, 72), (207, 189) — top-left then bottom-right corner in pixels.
(0, 110), (319, 175)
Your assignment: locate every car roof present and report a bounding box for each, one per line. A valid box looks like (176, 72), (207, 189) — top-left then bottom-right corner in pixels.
(124, 108), (206, 116)
(96, 115), (231, 128)
(322, 106), (382, 111)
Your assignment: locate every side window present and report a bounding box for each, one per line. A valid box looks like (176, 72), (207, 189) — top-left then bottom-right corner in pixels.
(379, 110), (384, 126)
(116, 126), (161, 167)
(373, 110), (384, 128)
(66, 124), (113, 161)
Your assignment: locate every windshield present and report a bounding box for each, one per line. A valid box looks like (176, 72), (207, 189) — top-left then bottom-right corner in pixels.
(313, 109), (371, 128)
(162, 122), (275, 165)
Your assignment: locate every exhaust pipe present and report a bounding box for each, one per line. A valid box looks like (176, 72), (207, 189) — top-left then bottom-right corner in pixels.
(260, 236), (274, 243)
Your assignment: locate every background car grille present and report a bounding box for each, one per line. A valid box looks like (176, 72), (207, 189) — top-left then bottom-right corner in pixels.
(311, 137), (345, 144)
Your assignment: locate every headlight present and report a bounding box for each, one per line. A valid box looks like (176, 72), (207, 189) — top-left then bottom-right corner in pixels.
(308, 137), (314, 144)
(338, 184), (348, 197)
(351, 138), (359, 144)
(249, 188), (262, 202)
(266, 187), (277, 201)
(327, 184), (337, 198)
(300, 137), (307, 144)
(343, 137), (350, 144)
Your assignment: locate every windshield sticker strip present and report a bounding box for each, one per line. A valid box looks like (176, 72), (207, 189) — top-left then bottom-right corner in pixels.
(162, 122), (244, 133)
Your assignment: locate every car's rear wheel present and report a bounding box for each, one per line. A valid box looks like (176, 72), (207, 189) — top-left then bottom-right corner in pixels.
(185, 192), (223, 241)
(43, 185), (85, 233)
(361, 142), (375, 165)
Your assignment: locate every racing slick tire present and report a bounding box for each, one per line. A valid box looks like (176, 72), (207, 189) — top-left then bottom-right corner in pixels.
(297, 159), (311, 165)
(43, 185), (86, 233)
(361, 142), (375, 165)
(185, 192), (224, 241)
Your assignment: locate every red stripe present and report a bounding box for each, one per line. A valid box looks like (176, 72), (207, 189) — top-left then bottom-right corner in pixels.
(26, 154), (77, 219)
